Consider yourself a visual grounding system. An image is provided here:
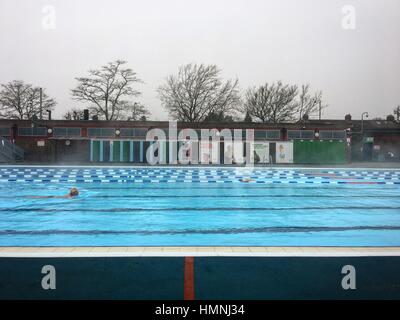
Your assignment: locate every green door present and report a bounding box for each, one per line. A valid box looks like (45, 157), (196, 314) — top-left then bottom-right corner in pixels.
(92, 140), (100, 162)
(112, 141), (121, 162)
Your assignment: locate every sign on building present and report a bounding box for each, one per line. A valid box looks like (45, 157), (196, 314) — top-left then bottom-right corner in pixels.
(276, 142), (293, 164)
(253, 142), (270, 164)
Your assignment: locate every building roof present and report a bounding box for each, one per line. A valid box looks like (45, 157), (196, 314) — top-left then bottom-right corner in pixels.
(0, 118), (399, 131)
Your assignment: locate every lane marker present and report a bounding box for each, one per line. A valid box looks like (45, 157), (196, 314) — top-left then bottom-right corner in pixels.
(347, 181), (379, 185)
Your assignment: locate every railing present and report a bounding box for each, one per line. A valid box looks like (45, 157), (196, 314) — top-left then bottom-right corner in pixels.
(0, 137), (24, 161)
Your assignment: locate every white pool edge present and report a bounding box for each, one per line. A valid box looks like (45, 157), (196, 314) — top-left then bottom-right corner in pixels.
(1, 247), (400, 258)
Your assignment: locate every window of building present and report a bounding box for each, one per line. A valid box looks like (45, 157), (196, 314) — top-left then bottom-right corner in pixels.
(254, 130), (265, 139)
(120, 128), (134, 137)
(120, 128), (148, 138)
(287, 130), (301, 139)
(0, 127), (10, 136)
(87, 128), (115, 138)
(300, 130), (314, 139)
(332, 130), (346, 139)
(319, 130), (346, 140)
(18, 127), (47, 136)
(136, 128), (148, 137)
(254, 130), (281, 140)
(266, 130), (280, 139)
(287, 130), (314, 139)
(53, 127), (81, 138)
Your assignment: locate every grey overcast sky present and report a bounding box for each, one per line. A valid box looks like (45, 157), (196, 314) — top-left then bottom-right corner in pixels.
(0, 0), (399, 120)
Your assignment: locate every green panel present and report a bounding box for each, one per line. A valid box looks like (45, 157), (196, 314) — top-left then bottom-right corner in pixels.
(324, 141), (344, 163)
(92, 140), (100, 162)
(112, 141), (121, 162)
(294, 140), (346, 164)
(293, 140), (307, 164)
(122, 141), (130, 162)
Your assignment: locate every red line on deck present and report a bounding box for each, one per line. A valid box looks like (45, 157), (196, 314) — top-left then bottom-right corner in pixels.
(184, 257), (195, 300)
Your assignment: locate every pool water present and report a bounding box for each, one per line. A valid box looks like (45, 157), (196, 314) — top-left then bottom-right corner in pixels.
(0, 167), (400, 246)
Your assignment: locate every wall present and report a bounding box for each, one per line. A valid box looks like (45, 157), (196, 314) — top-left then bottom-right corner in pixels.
(14, 138), (351, 165)
(89, 140), (295, 165)
(16, 138), (56, 162)
(15, 139), (90, 163)
(54, 140), (90, 163)
(0, 256), (399, 299)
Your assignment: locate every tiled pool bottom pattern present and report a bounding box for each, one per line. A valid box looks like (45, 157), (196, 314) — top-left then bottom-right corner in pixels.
(1, 167), (400, 184)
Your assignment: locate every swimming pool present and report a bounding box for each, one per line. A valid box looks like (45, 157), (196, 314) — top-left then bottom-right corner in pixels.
(1, 166), (400, 246)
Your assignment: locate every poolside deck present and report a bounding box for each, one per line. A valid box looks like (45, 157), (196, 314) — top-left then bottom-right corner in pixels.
(1, 246), (400, 257)
(1, 246), (400, 299)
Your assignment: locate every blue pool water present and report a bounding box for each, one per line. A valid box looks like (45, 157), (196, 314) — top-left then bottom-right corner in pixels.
(1, 166), (400, 246)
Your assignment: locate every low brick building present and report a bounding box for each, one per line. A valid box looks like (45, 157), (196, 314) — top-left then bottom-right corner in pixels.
(0, 117), (399, 164)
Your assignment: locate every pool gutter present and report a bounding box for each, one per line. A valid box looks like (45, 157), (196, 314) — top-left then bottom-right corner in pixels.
(1, 246), (400, 257)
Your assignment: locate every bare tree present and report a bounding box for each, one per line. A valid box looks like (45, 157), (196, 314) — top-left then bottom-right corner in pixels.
(157, 63), (240, 122)
(0, 80), (56, 120)
(243, 81), (298, 123)
(203, 111), (235, 122)
(71, 60), (142, 120)
(296, 84), (327, 121)
(127, 102), (151, 121)
(63, 108), (86, 120)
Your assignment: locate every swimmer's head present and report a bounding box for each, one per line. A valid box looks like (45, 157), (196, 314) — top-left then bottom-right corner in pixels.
(69, 187), (79, 197)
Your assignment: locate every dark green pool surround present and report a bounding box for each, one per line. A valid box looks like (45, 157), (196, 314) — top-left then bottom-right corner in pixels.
(0, 256), (399, 299)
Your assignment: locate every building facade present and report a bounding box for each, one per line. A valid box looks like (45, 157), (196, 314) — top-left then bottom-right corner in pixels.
(0, 118), (398, 164)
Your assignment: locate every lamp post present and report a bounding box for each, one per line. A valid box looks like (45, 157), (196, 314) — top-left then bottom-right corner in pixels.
(361, 112), (369, 133)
